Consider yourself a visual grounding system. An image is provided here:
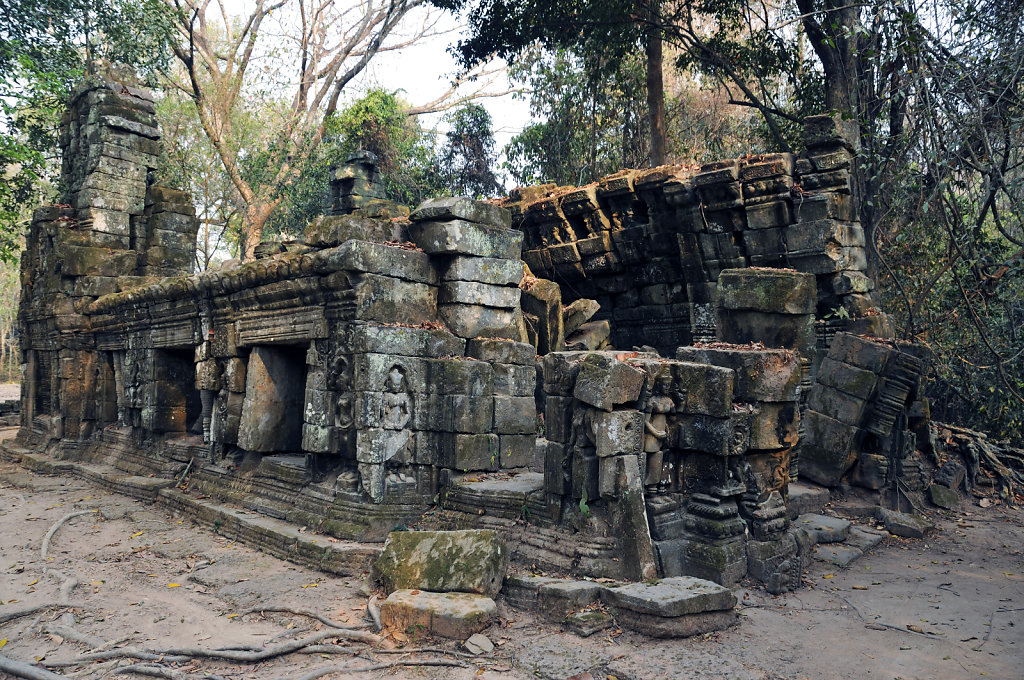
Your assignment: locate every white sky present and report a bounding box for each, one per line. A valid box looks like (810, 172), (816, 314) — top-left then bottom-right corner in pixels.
(220, 1), (532, 160)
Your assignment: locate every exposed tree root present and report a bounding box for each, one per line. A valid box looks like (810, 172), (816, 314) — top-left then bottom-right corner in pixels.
(40, 510), (97, 562)
(44, 628), (384, 669)
(0, 653), (68, 680)
(0, 603), (79, 625)
(366, 594), (381, 632)
(292, 658), (467, 680)
(110, 663), (230, 680)
(236, 606), (370, 630)
(41, 623), (104, 649)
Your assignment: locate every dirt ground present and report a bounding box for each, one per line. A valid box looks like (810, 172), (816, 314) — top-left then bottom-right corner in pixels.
(0, 385), (20, 402)
(1, 426), (1021, 680)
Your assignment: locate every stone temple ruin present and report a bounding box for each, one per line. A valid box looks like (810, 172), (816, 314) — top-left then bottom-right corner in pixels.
(5, 75), (956, 638)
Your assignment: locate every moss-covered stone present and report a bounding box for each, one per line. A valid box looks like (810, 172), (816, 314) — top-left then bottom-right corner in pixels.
(373, 529), (509, 598)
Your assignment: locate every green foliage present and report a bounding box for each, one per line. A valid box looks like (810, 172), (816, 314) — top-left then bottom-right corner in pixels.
(266, 89), (443, 236)
(505, 48), (649, 186)
(0, 0), (174, 258)
(437, 104), (503, 198)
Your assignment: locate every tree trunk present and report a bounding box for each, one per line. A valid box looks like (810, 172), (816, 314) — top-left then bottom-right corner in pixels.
(646, 19), (667, 166)
(241, 202), (277, 262)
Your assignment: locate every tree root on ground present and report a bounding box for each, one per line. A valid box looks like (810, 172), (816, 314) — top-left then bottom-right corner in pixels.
(40, 510), (97, 562)
(0, 653), (67, 680)
(366, 594), (381, 632)
(292, 658), (467, 680)
(43, 628), (383, 668)
(236, 605), (370, 630)
(0, 603), (86, 626)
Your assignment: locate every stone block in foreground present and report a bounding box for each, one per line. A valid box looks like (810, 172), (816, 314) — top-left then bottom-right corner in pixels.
(373, 529), (509, 598)
(601, 576), (736, 617)
(380, 589), (496, 639)
(603, 576), (739, 638)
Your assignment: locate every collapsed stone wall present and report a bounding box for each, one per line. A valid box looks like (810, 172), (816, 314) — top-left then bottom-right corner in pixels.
(506, 116), (886, 355)
(11, 78), (937, 591)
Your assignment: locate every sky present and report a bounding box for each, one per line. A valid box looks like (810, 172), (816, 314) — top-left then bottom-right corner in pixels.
(352, 7), (532, 153)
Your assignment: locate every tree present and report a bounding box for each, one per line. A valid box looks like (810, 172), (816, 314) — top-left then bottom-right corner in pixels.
(263, 88), (443, 237)
(503, 46), (760, 186)
(436, 103), (503, 197)
(164, 0), (429, 259)
(432, 0), (670, 166)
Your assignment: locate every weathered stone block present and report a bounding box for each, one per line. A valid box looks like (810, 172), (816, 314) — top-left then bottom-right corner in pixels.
(928, 483), (960, 510)
(562, 298), (600, 336)
(806, 384), (867, 426)
(440, 432), (499, 471)
(466, 338), (536, 365)
(425, 358), (493, 397)
(492, 395), (536, 435)
(350, 323), (464, 358)
(672, 361), (735, 417)
(411, 196), (511, 228)
(613, 607), (739, 639)
(718, 310), (815, 354)
(718, 268), (816, 315)
(799, 410), (860, 487)
(408, 219), (522, 259)
(537, 581), (602, 618)
(876, 508), (934, 538)
(785, 219), (865, 252)
(60, 245), (137, 277)
(675, 346), (800, 403)
(543, 395), (574, 443)
(521, 278), (564, 354)
(602, 576), (735, 617)
(223, 357), (247, 392)
(333, 239), (436, 284)
(380, 590), (496, 639)
(816, 357), (878, 400)
(374, 529), (509, 597)
(439, 303), (517, 339)
(573, 354), (646, 411)
(304, 214), (396, 247)
(194, 359), (221, 391)
(443, 255), (522, 285)
(492, 363), (536, 396)
(827, 332), (892, 373)
(589, 409), (643, 458)
(440, 280), (521, 308)
(748, 402), (799, 451)
(499, 434), (536, 468)
(673, 415), (734, 456)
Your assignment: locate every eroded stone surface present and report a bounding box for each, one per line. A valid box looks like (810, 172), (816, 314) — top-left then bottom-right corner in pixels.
(373, 529), (509, 598)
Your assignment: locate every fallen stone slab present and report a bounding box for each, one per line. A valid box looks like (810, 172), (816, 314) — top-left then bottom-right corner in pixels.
(538, 580), (604, 618)
(928, 483), (961, 510)
(796, 513), (851, 544)
(876, 508), (935, 539)
(813, 543), (863, 567)
(380, 589), (496, 639)
(563, 298), (600, 336)
(601, 576), (736, 617)
(845, 526), (886, 553)
(613, 608), (739, 639)
(373, 529), (509, 598)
